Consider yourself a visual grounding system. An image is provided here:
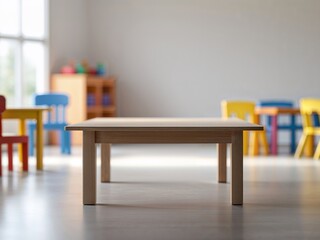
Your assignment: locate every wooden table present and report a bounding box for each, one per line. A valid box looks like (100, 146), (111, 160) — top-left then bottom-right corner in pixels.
(255, 107), (302, 155)
(2, 107), (50, 170)
(66, 117), (263, 205)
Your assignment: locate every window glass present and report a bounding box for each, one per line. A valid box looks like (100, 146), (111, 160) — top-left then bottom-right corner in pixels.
(0, 40), (19, 107)
(0, 0), (20, 36)
(0, 0), (47, 107)
(23, 42), (45, 106)
(22, 0), (45, 38)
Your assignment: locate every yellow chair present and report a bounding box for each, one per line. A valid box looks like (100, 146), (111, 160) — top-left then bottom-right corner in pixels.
(294, 98), (320, 159)
(221, 100), (269, 156)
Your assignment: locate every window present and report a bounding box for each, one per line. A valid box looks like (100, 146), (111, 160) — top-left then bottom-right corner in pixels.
(0, 0), (48, 107)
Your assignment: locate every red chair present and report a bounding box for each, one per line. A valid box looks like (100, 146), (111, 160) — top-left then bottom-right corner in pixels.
(0, 95), (28, 176)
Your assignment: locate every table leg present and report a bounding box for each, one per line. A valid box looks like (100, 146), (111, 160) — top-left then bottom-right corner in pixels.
(271, 116), (278, 155)
(18, 119), (26, 163)
(36, 113), (43, 170)
(218, 143), (227, 183)
(83, 131), (96, 205)
(101, 143), (111, 183)
(231, 131), (243, 205)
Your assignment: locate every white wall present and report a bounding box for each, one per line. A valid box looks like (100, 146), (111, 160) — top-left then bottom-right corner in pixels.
(87, 0), (320, 117)
(49, 0), (89, 73)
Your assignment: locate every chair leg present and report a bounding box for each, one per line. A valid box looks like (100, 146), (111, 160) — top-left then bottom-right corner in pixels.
(61, 130), (71, 155)
(8, 144), (13, 171)
(250, 130), (269, 156)
(243, 131), (249, 155)
(22, 141), (28, 171)
(290, 129), (296, 154)
(313, 141), (320, 160)
(266, 127), (272, 147)
(250, 131), (259, 156)
(28, 127), (35, 156)
(65, 131), (71, 154)
(294, 134), (308, 158)
(260, 130), (269, 155)
(60, 130), (64, 154)
(304, 136), (314, 157)
(290, 115), (296, 154)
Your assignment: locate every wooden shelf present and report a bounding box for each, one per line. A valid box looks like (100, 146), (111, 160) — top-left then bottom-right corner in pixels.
(87, 106), (103, 113)
(103, 106), (116, 113)
(51, 74), (117, 144)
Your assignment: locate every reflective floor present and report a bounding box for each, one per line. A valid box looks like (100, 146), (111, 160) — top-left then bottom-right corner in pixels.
(1, 144), (320, 240)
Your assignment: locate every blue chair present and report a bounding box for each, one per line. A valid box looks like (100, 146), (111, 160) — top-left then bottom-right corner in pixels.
(257, 100), (302, 154)
(28, 93), (71, 155)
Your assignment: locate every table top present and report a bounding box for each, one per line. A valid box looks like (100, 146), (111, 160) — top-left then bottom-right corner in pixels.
(255, 107), (300, 115)
(2, 107), (50, 119)
(4, 107), (50, 112)
(66, 117), (263, 131)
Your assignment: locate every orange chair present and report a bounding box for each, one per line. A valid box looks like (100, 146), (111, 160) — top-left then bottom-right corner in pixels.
(294, 98), (320, 159)
(0, 95), (28, 176)
(221, 100), (269, 156)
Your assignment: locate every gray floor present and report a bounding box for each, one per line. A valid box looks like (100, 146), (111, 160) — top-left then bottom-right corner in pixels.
(1, 144), (320, 240)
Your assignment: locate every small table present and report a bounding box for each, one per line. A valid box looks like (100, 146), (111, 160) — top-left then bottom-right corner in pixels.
(66, 117), (263, 205)
(255, 107), (302, 155)
(2, 107), (50, 170)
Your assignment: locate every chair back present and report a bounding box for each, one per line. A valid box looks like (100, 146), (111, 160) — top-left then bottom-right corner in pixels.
(221, 100), (269, 155)
(221, 100), (255, 123)
(0, 95), (5, 114)
(300, 98), (320, 131)
(221, 100), (261, 155)
(34, 93), (69, 124)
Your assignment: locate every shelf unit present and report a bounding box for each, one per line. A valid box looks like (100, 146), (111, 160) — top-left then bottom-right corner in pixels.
(51, 74), (116, 145)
